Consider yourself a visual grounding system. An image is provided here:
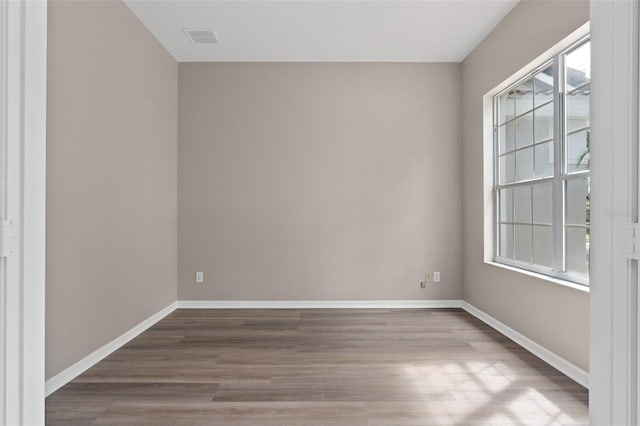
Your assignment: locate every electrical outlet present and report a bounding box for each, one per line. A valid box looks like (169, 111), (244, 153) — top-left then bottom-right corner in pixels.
(425, 272), (433, 282)
(433, 271), (441, 282)
(196, 272), (204, 283)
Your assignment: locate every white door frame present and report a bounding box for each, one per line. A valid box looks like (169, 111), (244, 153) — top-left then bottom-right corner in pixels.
(0, 0), (47, 425)
(590, 0), (639, 424)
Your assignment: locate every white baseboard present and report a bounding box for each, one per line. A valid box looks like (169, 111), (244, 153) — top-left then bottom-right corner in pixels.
(45, 301), (178, 397)
(461, 301), (589, 389)
(177, 299), (463, 309)
(45, 299), (588, 397)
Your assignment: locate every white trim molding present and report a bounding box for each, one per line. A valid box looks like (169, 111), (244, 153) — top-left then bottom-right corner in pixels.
(44, 299), (590, 400)
(177, 299), (590, 389)
(461, 302), (589, 389)
(177, 300), (463, 309)
(1, 0), (47, 425)
(590, 0), (640, 424)
(44, 299), (460, 395)
(45, 302), (178, 397)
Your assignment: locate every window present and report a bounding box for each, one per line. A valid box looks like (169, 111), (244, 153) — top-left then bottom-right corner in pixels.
(493, 37), (590, 286)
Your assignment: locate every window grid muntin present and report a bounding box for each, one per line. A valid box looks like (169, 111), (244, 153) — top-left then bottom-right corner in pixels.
(496, 64), (556, 185)
(494, 36), (590, 286)
(499, 99), (554, 127)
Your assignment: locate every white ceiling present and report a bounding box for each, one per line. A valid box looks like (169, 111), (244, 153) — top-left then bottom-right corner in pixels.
(124, 0), (519, 63)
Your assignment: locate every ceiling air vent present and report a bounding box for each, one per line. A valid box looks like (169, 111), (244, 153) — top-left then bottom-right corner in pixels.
(183, 29), (219, 44)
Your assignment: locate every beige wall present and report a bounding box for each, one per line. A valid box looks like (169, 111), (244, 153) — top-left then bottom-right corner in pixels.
(46, 0), (178, 379)
(462, 0), (590, 370)
(178, 63), (462, 301)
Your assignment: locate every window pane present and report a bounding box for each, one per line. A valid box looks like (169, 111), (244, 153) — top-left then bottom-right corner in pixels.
(533, 225), (553, 267)
(566, 41), (590, 94)
(499, 188), (513, 223)
(534, 141), (554, 178)
(515, 147), (534, 181)
(534, 66), (554, 107)
(515, 112), (534, 149)
(566, 178), (590, 226)
(532, 182), (552, 224)
(499, 152), (516, 184)
(498, 92), (516, 125)
(499, 121), (515, 154)
(514, 225), (532, 263)
(567, 92), (589, 133)
(567, 129), (590, 173)
(515, 79), (534, 116)
(500, 224), (514, 259)
(514, 186), (532, 224)
(566, 227), (589, 277)
(566, 41), (590, 132)
(534, 102), (554, 142)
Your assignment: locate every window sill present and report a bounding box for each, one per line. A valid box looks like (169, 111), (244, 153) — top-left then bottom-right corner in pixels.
(484, 261), (590, 293)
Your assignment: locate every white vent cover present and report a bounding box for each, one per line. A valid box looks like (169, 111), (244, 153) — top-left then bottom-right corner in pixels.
(183, 29), (219, 44)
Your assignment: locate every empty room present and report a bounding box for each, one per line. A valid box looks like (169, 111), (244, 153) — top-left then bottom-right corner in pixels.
(2, 0), (638, 425)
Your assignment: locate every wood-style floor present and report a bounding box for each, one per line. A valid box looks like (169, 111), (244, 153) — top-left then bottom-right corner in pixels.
(46, 308), (588, 425)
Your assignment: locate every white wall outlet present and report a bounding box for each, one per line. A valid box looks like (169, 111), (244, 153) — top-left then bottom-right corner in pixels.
(425, 272), (433, 282)
(195, 272), (204, 283)
(433, 271), (441, 282)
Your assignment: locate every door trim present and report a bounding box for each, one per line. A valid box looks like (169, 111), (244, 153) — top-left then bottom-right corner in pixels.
(589, 0), (639, 424)
(0, 0), (47, 424)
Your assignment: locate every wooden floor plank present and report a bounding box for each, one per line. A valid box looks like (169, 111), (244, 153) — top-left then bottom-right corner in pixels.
(46, 308), (588, 425)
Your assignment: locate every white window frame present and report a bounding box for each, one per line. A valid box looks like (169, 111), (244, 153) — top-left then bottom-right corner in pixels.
(484, 24), (591, 288)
